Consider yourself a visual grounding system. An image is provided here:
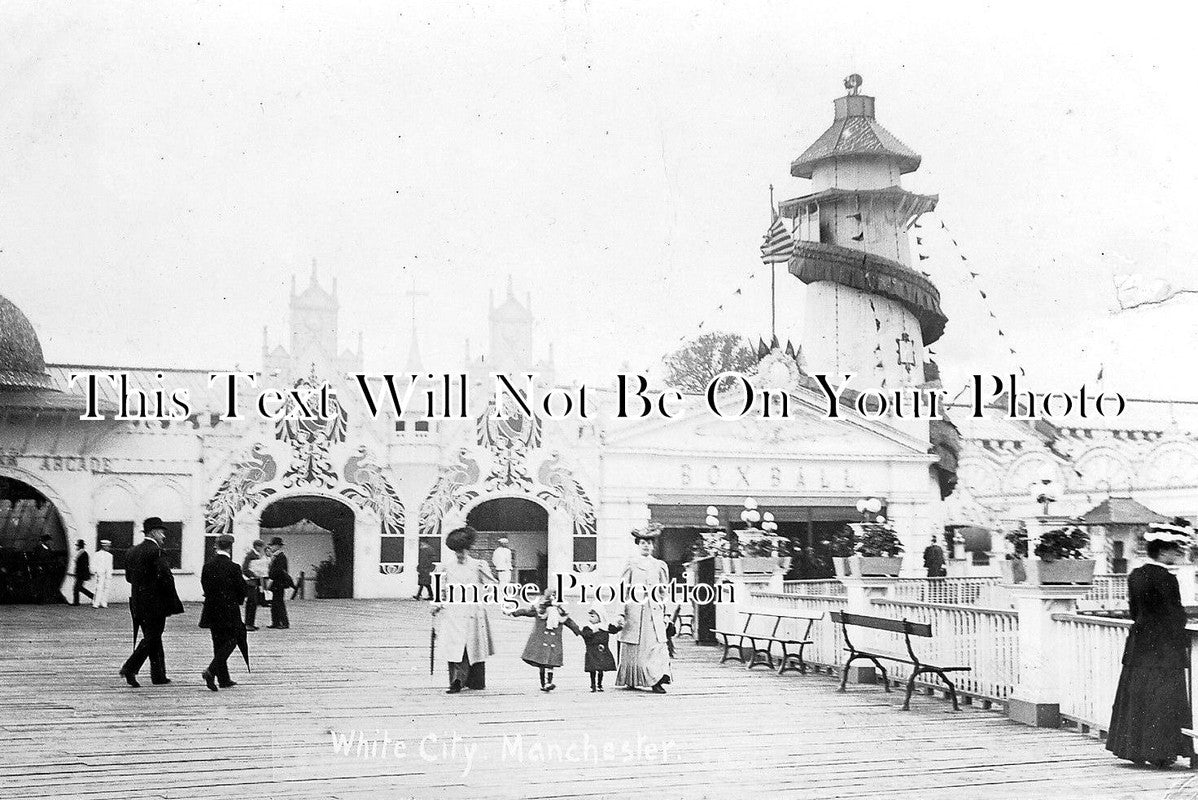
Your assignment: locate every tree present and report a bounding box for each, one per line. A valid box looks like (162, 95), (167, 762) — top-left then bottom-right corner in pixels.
(662, 332), (758, 394)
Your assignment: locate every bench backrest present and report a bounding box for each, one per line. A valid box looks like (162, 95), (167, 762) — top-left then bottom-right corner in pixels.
(738, 610), (822, 639)
(830, 610), (932, 638)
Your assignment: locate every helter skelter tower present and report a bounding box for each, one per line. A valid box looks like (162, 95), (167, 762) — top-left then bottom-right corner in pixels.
(782, 75), (947, 391)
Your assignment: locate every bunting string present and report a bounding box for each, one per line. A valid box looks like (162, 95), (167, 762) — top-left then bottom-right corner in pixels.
(919, 216), (1026, 379)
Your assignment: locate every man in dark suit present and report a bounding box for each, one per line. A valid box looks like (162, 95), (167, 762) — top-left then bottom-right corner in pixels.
(200, 534), (247, 691)
(119, 517), (184, 687)
(266, 536), (292, 629)
(71, 539), (94, 605)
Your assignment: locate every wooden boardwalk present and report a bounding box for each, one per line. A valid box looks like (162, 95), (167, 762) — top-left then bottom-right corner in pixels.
(0, 600), (1193, 800)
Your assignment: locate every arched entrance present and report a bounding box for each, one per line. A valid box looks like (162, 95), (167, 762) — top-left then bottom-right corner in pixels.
(0, 476), (67, 603)
(467, 498), (549, 589)
(259, 495), (355, 599)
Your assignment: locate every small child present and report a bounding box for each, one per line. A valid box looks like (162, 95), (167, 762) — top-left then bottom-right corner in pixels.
(508, 588), (569, 691)
(565, 604), (623, 692)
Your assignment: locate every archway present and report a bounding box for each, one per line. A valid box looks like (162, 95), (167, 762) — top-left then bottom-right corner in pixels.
(0, 476), (68, 603)
(259, 495), (355, 599)
(467, 498), (549, 589)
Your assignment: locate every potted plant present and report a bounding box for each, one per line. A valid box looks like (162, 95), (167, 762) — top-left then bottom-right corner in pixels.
(849, 522), (905, 577)
(694, 528), (737, 574)
(1001, 526), (1028, 584)
(739, 533), (792, 574)
(1025, 526), (1096, 585)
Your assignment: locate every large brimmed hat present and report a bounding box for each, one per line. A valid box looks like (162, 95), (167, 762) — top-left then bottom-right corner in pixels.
(631, 523), (661, 541)
(445, 526), (477, 552)
(268, 536), (285, 547)
(1146, 518), (1193, 546)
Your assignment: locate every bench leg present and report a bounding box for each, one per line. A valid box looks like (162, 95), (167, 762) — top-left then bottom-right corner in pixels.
(938, 671), (961, 711)
(719, 638), (744, 664)
(839, 655), (857, 692)
(746, 640), (773, 670)
(869, 658), (890, 692)
(902, 671), (919, 711)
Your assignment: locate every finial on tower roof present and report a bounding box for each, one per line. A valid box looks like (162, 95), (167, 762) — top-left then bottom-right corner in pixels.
(844, 74), (863, 96)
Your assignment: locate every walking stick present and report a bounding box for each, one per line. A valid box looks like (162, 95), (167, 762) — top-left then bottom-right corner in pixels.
(430, 625), (436, 676)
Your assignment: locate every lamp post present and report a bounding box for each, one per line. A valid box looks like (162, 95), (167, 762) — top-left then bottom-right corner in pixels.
(856, 497), (884, 524)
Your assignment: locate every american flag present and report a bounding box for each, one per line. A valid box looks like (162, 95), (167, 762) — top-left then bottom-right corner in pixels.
(760, 213), (794, 264)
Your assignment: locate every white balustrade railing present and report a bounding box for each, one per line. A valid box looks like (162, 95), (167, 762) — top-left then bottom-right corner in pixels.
(1050, 613), (1130, 732)
(749, 591), (848, 668)
(890, 577), (1003, 606)
(781, 580), (846, 597)
(867, 599), (1020, 702)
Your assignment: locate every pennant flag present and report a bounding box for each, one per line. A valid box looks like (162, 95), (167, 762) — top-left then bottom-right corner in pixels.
(698, 322), (705, 329)
(960, 255), (968, 261)
(734, 288), (742, 295)
(951, 239), (959, 246)
(970, 272), (979, 278)
(716, 305), (723, 311)
(918, 254), (930, 260)
(916, 237), (923, 245)
(940, 221), (946, 229)
(1097, 364), (1104, 382)
(913, 222), (922, 229)
(760, 213), (795, 264)
(851, 232), (865, 241)
(979, 291), (987, 299)
(846, 212), (862, 221)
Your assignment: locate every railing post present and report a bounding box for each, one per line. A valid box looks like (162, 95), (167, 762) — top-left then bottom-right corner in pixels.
(1006, 583), (1091, 727)
(838, 575), (897, 684)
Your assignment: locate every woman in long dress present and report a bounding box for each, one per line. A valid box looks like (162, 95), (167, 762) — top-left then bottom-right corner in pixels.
(1107, 520), (1194, 767)
(430, 526), (496, 694)
(615, 528), (672, 693)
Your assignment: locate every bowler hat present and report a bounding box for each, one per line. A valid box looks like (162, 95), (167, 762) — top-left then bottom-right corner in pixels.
(269, 536), (285, 547)
(215, 534), (236, 550)
(143, 517), (166, 534)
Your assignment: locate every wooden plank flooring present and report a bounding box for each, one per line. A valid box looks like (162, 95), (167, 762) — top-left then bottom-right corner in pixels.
(1, 600), (1193, 799)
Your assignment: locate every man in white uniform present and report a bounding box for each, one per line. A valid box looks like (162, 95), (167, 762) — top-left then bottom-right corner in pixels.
(492, 537), (513, 586)
(91, 539), (114, 608)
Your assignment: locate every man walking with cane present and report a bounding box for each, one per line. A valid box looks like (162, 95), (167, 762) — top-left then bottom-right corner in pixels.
(120, 518), (184, 687)
(200, 534), (249, 692)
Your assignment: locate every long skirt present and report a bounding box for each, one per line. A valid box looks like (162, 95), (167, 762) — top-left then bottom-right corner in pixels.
(448, 649), (486, 690)
(1106, 664), (1194, 763)
(615, 640), (671, 688)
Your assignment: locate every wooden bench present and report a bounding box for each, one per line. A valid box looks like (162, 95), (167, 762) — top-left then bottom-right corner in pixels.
(830, 610), (971, 710)
(670, 605), (695, 637)
(713, 610), (822, 674)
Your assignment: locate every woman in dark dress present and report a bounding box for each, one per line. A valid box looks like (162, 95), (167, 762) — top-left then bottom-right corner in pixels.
(1107, 521), (1194, 767)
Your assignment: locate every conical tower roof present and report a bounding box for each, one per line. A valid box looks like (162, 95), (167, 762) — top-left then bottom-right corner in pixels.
(791, 77), (921, 179)
(0, 294), (53, 390)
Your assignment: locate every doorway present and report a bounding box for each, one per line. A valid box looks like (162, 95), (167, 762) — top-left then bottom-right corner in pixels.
(259, 496), (355, 598)
(467, 498), (549, 589)
(0, 476), (67, 603)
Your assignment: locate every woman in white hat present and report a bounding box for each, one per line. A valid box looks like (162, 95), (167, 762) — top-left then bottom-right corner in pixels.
(1107, 518), (1195, 767)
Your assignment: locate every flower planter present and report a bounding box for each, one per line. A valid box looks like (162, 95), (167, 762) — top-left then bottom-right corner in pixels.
(1025, 558), (1096, 586)
(850, 556), (904, 577)
(1000, 559), (1026, 585)
(740, 556), (780, 575)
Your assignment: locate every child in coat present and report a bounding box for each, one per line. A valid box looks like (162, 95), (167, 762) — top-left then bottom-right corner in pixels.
(565, 604), (623, 692)
(507, 588), (569, 691)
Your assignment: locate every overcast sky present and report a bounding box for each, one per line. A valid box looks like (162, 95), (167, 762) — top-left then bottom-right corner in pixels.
(3, 1), (1197, 400)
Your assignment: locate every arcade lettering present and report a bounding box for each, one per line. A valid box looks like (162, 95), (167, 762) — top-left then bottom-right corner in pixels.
(0, 449), (112, 474)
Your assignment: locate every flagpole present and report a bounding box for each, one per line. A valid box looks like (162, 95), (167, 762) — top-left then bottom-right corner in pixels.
(769, 184), (777, 342)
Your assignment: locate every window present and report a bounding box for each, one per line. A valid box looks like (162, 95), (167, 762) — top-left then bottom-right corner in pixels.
(414, 420), (430, 432)
(379, 519), (404, 573)
(573, 536), (597, 563)
(99, 520), (183, 570)
(395, 420), (406, 432)
(98, 521), (135, 571)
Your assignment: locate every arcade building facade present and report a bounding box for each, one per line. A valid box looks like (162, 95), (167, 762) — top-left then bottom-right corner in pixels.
(4, 79), (1189, 603)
